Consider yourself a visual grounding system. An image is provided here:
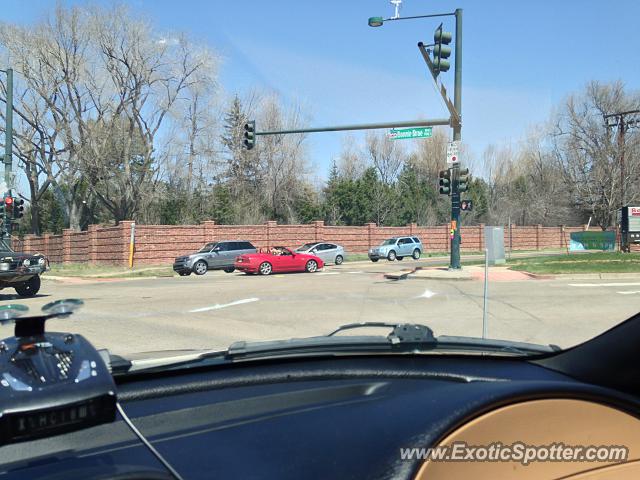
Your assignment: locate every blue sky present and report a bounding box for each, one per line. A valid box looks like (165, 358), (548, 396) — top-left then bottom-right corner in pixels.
(3, 0), (639, 179)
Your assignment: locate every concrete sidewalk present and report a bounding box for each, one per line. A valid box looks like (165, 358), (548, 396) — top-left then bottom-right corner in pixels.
(408, 266), (532, 282)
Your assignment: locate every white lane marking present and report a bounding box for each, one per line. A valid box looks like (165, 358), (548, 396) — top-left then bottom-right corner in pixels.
(346, 271), (364, 274)
(416, 289), (437, 299)
(569, 282), (640, 287)
(317, 272), (340, 276)
(617, 291), (640, 295)
(189, 298), (259, 313)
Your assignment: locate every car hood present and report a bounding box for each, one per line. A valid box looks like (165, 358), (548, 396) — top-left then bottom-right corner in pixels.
(0, 251), (45, 259)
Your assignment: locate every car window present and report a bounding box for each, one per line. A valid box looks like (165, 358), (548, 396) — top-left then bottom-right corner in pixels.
(298, 242), (317, 251)
(381, 239), (396, 246)
(240, 242), (255, 250)
(199, 242), (216, 252)
(326, 244), (336, 249)
(215, 243), (228, 252)
(412, 237), (420, 244)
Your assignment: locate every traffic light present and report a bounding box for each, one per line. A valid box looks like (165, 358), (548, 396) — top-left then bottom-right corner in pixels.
(438, 169), (451, 195)
(461, 200), (473, 211)
(243, 120), (256, 150)
(3, 195), (13, 218)
(458, 168), (470, 193)
(432, 23), (452, 75)
(13, 198), (24, 220)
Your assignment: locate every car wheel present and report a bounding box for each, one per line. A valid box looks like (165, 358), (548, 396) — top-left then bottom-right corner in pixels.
(224, 267), (235, 273)
(305, 260), (318, 273)
(412, 248), (421, 260)
(259, 262), (272, 275)
(193, 260), (208, 275)
(387, 250), (396, 261)
(15, 275), (41, 297)
(179, 272), (191, 277)
(371, 258), (379, 263)
(335, 255), (343, 265)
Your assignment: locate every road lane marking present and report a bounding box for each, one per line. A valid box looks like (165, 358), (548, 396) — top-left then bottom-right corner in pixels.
(317, 272), (340, 276)
(346, 271), (364, 274)
(569, 282), (640, 287)
(189, 298), (259, 313)
(416, 289), (437, 299)
(617, 291), (640, 295)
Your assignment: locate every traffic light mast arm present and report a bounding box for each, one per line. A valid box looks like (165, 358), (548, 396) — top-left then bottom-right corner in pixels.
(417, 42), (460, 127)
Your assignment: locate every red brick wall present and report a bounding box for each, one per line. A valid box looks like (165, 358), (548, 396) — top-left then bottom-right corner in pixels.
(10, 221), (609, 266)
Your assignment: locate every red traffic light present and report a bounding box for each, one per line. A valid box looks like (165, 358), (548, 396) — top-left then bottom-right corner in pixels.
(4, 196), (12, 205)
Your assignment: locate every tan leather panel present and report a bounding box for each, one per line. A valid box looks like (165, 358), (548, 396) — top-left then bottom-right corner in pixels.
(562, 459), (640, 479)
(415, 399), (640, 480)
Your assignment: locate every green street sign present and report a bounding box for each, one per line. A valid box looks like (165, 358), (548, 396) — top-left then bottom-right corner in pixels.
(389, 127), (432, 140)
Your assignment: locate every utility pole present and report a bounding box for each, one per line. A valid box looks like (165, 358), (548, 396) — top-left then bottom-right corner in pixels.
(604, 109), (640, 209)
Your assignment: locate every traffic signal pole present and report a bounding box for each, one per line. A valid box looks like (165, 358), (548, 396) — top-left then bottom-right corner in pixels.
(2, 68), (13, 243)
(449, 9), (462, 269)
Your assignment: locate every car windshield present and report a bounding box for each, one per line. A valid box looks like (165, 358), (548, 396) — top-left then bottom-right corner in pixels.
(0, 1), (638, 368)
(199, 243), (217, 253)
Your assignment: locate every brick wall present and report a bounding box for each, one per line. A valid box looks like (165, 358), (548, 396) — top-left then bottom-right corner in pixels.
(10, 221), (609, 266)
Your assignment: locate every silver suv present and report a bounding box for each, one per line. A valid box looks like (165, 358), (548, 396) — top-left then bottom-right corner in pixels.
(368, 236), (422, 262)
(173, 240), (257, 276)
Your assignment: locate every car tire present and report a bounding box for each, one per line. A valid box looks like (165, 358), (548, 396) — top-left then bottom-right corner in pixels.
(412, 248), (421, 260)
(179, 272), (191, 277)
(387, 250), (396, 261)
(259, 262), (272, 276)
(335, 255), (343, 265)
(224, 267), (235, 273)
(15, 275), (41, 297)
(305, 260), (318, 273)
(371, 258), (379, 263)
(193, 260), (208, 275)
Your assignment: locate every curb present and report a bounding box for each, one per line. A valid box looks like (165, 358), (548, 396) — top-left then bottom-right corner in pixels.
(513, 271), (640, 281)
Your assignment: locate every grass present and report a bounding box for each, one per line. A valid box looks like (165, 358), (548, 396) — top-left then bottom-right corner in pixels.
(47, 263), (175, 278)
(507, 252), (640, 274)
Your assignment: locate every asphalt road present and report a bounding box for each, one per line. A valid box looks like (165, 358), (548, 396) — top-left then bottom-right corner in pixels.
(2, 259), (639, 357)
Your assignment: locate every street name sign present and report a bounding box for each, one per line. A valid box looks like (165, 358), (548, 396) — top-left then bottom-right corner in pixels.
(388, 127), (432, 140)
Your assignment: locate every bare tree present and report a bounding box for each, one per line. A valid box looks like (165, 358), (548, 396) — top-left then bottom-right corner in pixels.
(550, 81), (640, 228)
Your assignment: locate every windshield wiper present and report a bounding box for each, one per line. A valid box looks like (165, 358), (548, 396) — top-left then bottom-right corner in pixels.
(118, 322), (557, 375)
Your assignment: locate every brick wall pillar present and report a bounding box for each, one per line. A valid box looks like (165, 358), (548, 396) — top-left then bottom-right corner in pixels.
(265, 221), (277, 248)
(313, 220), (324, 242)
(408, 223), (417, 235)
(536, 224), (542, 250)
(479, 223), (485, 251)
(559, 225), (565, 249)
(62, 229), (73, 264)
(120, 221), (134, 266)
(366, 223), (376, 249)
(23, 234), (33, 252)
(43, 233), (50, 257)
(203, 220), (216, 242)
(88, 225), (98, 264)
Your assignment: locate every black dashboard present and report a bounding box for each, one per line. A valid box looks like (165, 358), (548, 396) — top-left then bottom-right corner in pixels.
(1, 354), (638, 480)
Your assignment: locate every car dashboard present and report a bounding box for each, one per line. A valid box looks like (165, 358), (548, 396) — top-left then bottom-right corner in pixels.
(1, 354), (639, 480)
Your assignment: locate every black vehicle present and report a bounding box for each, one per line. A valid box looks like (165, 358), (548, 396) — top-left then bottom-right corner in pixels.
(0, 244), (47, 297)
(173, 240), (257, 276)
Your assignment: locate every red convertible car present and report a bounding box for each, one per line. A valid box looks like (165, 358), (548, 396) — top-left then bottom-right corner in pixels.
(234, 246), (324, 275)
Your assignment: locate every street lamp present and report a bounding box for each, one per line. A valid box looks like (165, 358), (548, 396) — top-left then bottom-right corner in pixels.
(368, 17), (384, 27)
